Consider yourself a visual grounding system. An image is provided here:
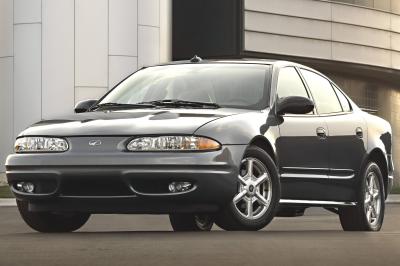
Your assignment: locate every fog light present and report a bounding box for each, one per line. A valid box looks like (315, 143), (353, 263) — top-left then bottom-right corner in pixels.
(16, 182), (35, 193)
(168, 182), (192, 193)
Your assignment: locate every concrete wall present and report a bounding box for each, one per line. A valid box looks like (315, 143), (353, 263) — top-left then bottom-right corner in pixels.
(0, 0), (171, 172)
(244, 0), (400, 70)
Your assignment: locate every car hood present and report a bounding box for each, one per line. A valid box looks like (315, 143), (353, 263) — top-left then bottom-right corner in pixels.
(19, 108), (249, 137)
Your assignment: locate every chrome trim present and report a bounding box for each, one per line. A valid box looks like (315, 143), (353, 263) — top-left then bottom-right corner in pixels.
(281, 173), (354, 179)
(282, 167), (329, 171)
(281, 167), (355, 179)
(281, 173), (328, 179)
(329, 174), (355, 180)
(279, 199), (357, 206)
(282, 167), (354, 172)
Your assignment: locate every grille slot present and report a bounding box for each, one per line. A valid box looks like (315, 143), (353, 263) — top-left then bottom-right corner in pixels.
(60, 177), (133, 196)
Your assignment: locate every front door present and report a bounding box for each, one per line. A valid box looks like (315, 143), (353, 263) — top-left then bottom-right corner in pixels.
(275, 67), (330, 200)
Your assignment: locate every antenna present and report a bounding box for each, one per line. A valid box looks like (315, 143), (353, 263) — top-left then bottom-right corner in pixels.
(190, 55), (202, 63)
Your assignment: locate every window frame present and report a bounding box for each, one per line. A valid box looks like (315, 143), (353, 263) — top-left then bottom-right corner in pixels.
(331, 82), (353, 114)
(275, 66), (318, 117)
(298, 67), (353, 117)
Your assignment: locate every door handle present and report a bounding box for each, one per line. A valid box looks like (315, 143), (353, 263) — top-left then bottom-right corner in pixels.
(316, 127), (327, 139)
(356, 127), (363, 138)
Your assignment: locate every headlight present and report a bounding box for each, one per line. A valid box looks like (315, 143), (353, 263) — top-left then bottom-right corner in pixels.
(15, 137), (69, 153)
(127, 136), (221, 151)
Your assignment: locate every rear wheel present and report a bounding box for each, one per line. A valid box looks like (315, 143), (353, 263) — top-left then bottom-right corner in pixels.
(215, 146), (280, 231)
(17, 200), (90, 233)
(169, 214), (214, 231)
(339, 162), (385, 231)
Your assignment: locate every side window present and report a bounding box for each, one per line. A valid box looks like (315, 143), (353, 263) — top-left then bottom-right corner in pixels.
(277, 67), (309, 99)
(332, 84), (351, 112)
(300, 69), (342, 114)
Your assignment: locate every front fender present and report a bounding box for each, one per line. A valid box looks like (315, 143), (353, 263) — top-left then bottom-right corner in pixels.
(194, 110), (280, 155)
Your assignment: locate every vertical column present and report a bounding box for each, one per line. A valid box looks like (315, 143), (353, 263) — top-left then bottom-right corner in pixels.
(75, 0), (108, 102)
(0, 0), (14, 172)
(13, 0), (42, 137)
(138, 0), (160, 68)
(42, 0), (75, 118)
(109, 0), (138, 89)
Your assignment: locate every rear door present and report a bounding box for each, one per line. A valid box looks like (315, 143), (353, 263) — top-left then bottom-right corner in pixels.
(299, 69), (367, 192)
(276, 67), (330, 200)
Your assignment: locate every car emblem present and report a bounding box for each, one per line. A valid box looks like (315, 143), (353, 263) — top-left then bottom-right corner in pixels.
(88, 140), (102, 146)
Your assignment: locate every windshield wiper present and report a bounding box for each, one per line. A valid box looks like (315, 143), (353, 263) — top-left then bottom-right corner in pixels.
(138, 99), (220, 109)
(91, 102), (156, 111)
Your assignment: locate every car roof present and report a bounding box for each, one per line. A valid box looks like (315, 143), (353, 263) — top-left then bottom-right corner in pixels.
(153, 58), (313, 70)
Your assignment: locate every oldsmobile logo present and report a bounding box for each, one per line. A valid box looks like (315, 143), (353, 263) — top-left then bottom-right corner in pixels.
(88, 139), (102, 146)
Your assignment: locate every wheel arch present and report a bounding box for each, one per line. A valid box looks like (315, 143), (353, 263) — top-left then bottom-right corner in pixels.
(248, 136), (277, 165)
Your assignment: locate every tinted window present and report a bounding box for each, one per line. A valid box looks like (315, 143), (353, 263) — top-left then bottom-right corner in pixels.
(277, 67), (309, 99)
(100, 64), (270, 110)
(332, 84), (351, 112)
(300, 69), (342, 114)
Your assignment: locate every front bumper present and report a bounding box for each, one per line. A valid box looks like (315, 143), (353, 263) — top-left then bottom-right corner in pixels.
(5, 145), (246, 214)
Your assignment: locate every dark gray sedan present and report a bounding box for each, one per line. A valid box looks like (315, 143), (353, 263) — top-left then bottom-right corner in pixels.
(6, 58), (394, 232)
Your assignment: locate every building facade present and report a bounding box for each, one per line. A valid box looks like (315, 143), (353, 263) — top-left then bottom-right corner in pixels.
(0, 0), (172, 173)
(1, 0), (399, 186)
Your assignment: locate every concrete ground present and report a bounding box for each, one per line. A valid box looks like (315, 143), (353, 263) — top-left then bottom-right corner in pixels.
(0, 204), (399, 266)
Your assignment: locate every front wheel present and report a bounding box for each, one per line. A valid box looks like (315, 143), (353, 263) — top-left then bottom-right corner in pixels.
(339, 162), (385, 231)
(169, 214), (214, 231)
(215, 146), (281, 231)
(17, 200), (90, 233)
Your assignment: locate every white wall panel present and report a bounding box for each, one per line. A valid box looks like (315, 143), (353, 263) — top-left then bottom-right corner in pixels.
(42, 0), (74, 119)
(75, 0), (108, 87)
(245, 31), (331, 60)
(392, 0), (400, 15)
(109, 56), (137, 89)
(109, 0), (137, 56)
(14, 0), (41, 24)
(391, 51), (400, 70)
(391, 33), (400, 52)
(391, 14), (400, 34)
(14, 24), (41, 137)
(374, 0), (391, 11)
(332, 23), (390, 49)
(0, 0), (13, 57)
(0, 58), (13, 172)
(138, 26), (159, 67)
(332, 4), (390, 30)
(245, 0), (331, 21)
(75, 87), (108, 103)
(332, 42), (391, 68)
(138, 0), (159, 26)
(245, 11), (331, 41)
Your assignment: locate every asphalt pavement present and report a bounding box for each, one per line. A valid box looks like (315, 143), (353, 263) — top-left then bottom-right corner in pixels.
(0, 204), (399, 266)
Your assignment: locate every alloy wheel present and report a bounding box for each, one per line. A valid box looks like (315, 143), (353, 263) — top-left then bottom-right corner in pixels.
(364, 171), (381, 226)
(233, 157), (272, 220)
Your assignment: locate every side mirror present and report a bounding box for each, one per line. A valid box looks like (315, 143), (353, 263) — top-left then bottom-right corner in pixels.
(276, 96), (314, 115)
(74, 99), (98, 113)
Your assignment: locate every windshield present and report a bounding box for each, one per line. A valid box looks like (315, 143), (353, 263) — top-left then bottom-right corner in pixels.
(99, 64), (270, 110)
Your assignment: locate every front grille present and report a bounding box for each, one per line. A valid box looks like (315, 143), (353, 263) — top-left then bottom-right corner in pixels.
(60, 178), (133, 196)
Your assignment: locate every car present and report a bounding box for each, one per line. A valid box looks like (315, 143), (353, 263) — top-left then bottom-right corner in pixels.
(5, 57), (394, 232)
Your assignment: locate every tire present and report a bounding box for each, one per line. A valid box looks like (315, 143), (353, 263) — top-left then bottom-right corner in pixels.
(338, 162), (385, 231)
(17, 200), (90, 233)
(215, 146), (281, 231)
(169, 214), (214, 231)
